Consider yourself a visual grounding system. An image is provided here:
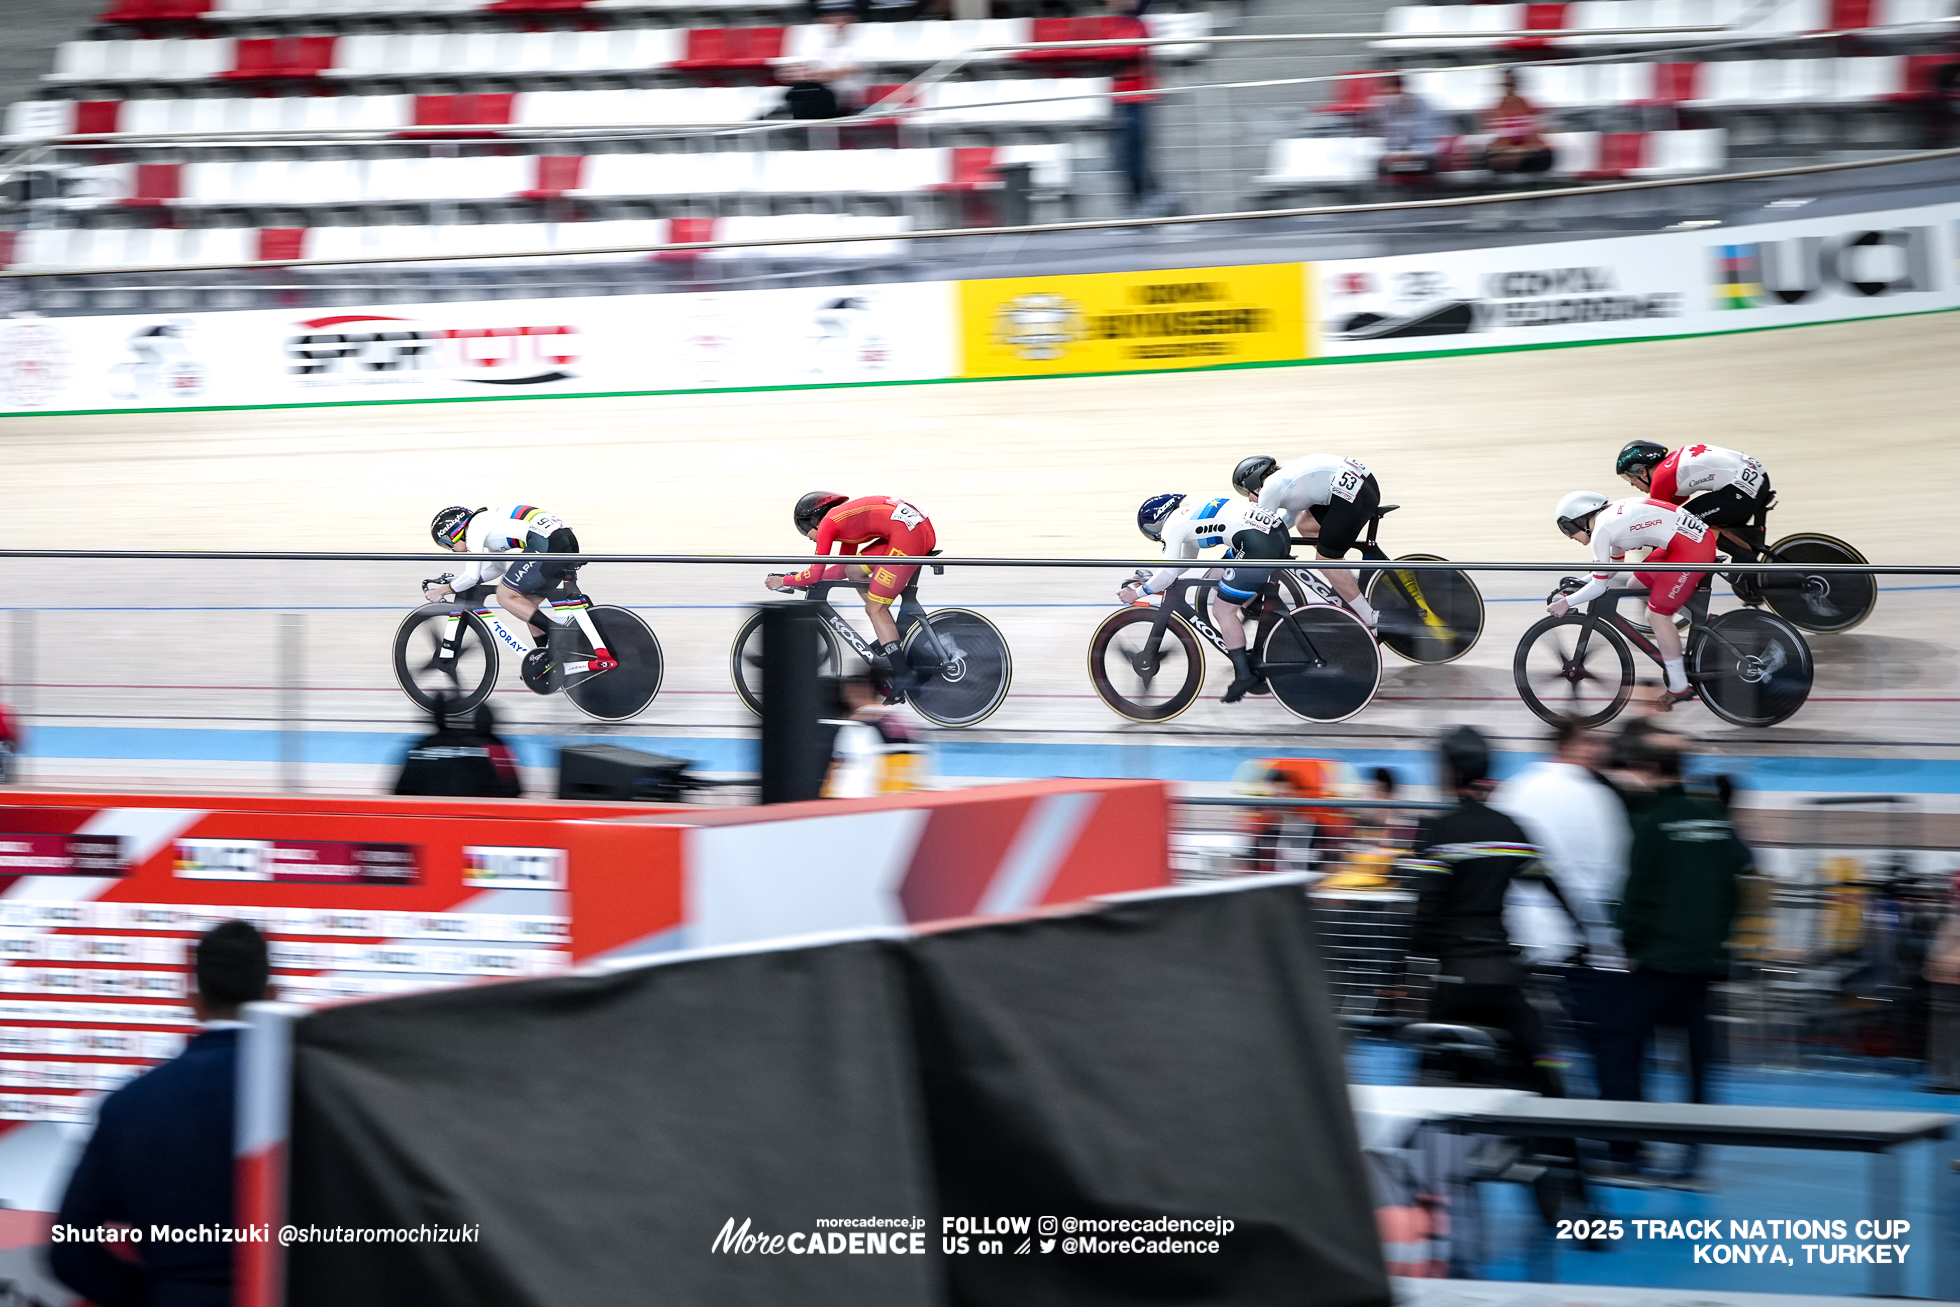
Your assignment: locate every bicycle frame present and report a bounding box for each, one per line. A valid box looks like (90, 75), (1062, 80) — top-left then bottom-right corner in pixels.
(1570, 585), (1753, 673)
(796, 568), (961, 671)
(433, 591), (617, 680)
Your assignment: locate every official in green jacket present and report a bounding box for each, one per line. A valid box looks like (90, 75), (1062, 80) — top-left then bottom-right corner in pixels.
(1597, 732), (1752, 1182)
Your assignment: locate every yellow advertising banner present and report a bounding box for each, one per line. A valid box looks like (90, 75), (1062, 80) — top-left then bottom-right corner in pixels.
(958, 263), (1310, 378)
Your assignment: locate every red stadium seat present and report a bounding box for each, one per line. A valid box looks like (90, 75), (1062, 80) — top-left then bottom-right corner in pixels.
(1584, 131), (1647, 179)
(411, 93), (517, 130)
(1507, 3), (1570, 50)
(673, 27), (786, 72)
(658, 215), (717, 261)
(522, 155), (587, 199)
(934, 146), (1000, 191)
(1828, 0), (1876, 27)
(0, 231), (16, 270)
(126, 162), (183, 206)
(1889, 53), (1960, 99)
(75, 101), (124, 135)
(1321, 71), (1388, 114)
(1020, 16), (1135, 63)
(1643, 62), (1701, 105)
(256, 228), (306, 261)
(485, 0), (593, 10)
(99, 0), (211, 21)
(224, 36), (337, 80)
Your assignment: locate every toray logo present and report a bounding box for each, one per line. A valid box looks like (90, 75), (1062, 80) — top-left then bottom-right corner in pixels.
(1713, 228), (1933, 309)
(285, 315), (579, 385)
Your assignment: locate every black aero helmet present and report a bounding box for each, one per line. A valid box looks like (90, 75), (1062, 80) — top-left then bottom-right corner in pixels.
(1233, 455), (1279, 498)
(1615, 439), (1669, 479)
(430, 505), (479, 547)
(794, 491), (849, 534)
(1437, 724), (1491, 790)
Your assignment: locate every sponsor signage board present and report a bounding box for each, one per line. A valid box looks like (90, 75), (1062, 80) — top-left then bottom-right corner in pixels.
(174, 838), (420, 885)
(957, 263), (1309, 378)
(0, 833), (125, 876)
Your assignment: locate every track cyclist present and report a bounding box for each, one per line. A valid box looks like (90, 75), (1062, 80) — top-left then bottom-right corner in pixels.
(1614, 440), (1772, 564)
(424, 504), (585, 649)
(1548, 491), (1717, 709)
(768, 493), (937, 680)
(1231, 453), (1383, 630)
(1120, 492), (1290, 704)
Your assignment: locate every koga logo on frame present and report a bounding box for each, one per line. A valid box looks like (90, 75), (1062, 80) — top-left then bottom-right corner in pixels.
(284, 315), (579, 386)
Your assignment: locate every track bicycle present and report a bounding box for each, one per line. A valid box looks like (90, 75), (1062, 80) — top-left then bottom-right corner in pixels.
(1087, 574), (1381, 723)
(729, 567), (1011, 728)
(1285, 503), (1485, 664)
(1513, 580), (1813, 728)
(1725, 526), (1876, 634)
(393, 574), (664, 723)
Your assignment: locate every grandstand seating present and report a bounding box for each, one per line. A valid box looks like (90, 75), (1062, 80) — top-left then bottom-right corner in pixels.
(1333, 55), (1960, 111)
(3, 79), (1112, 140)
(41, 143), (1071, 206)
(1373, 0), (1954, 50)
(0, 213), (912, 270)
(41, 14), (1208, 89)
(1254, 127), (1726, 191)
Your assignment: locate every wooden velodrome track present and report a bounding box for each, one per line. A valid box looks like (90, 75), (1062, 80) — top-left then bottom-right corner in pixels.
(1, 311), (1956, 789)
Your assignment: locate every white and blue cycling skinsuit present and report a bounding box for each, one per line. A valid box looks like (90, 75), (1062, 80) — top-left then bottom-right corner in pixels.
(1139, 495), (1292, 604)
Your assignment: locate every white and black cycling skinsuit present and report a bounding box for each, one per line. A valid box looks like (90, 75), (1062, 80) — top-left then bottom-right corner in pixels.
(449, 505), (582, 597)
(1140, 496), (1291, 603)
(1254, 454), (1379, 560)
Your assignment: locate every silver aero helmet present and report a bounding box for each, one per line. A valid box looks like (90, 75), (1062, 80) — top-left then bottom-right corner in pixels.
(1137, 493), (1186, 542)
(1232, 455), (1279, 498)
(1554, 491), (1611, 540)
(430, 505), (478, 548)
(794, 491), (849, 535)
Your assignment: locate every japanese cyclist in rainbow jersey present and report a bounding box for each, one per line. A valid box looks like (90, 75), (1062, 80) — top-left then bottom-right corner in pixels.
(424, 505), (583, 647)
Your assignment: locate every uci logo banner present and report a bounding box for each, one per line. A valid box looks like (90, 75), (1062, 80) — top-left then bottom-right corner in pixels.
(957, 263), (1308, 378)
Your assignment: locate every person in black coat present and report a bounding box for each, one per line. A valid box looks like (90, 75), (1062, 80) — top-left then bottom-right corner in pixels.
(50, 920), (271, 1307)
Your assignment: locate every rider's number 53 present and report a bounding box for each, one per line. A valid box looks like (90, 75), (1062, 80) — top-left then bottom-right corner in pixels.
(1331, 461), (1369, 503)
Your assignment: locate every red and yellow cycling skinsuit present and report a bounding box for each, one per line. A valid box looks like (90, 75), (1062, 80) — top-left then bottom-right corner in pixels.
(782, 496), (937, 606)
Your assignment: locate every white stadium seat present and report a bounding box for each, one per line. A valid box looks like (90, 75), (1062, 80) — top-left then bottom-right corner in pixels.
(1255, 137), (1379, 189)
(1637, 126), (1726, 174)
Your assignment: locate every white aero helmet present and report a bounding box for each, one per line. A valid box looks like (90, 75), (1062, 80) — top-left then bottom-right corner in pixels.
(1554, 491), (1610, 539)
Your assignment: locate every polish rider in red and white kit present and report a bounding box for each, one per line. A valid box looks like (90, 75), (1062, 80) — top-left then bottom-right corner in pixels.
(1548, 491), (1719, 708)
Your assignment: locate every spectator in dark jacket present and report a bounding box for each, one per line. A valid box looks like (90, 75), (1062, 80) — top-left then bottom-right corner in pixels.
(50, 921), (271, 1307)
(1596, 732), (1750, 1182)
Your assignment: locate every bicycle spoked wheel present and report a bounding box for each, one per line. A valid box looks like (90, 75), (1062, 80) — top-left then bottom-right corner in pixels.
(1257, 606), (1381, 723)
(1690, 609), (1813, 727)
(393, 603), (498, 714)
(562, 605), (663, 722)
(1088, 607), (1203, 723)
(903, 608), (1011, 727)
(1760, 533), (1876, 633)
(728, 608), (845, 718)
(1365, 553), (1484, 664)
(1513, 613), (1634, 728)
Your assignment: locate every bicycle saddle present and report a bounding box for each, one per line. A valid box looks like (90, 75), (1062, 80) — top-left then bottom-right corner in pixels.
(1367, 504), (1401, 521)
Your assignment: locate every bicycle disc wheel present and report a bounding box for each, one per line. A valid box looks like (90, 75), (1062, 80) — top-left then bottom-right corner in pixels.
(1690, 609), (1813, 727)
(728, 608), (846, 718)
(1088, 607), (1203, 723)
(562, 606), (663, 723)
(903, 608), (1011, 727)
(1258, 606), (1382, 723)
(1760, 533), (1876, 633)
(1364, 553), (1485, 664)
(1512, 613), (1634, 728)
(393, 603), (498, 714)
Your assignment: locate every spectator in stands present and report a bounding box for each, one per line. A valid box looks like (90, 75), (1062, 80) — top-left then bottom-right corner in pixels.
(1370, 73), (1441, 182)
(823, 667), (929, 797)
(1493, 716), (1631, 1090)
(1596, 729), (1750, 1185)
(1927, 879), (1960, 1093)
(51, 921), (271, 1307)
(1481, 69), (1553, 178)
(1106, 0), (1173, 217)
(780, 0), (869, 119)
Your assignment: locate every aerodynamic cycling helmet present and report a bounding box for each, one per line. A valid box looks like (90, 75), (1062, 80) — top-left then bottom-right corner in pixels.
(430, 505), (480, 548)
(794, 491), (850, 535)
(1437, 725), (1491, 791)
(1137, 493), (1186, 542)
(1232, 455), (1279, 498)
(1554, 490), (1610, 540)
(1615, 439), (1669, 480)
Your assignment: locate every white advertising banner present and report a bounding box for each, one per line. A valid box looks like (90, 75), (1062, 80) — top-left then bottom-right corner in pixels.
(0, 279), (955, 415)
(1312, 200), (1960, 358)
